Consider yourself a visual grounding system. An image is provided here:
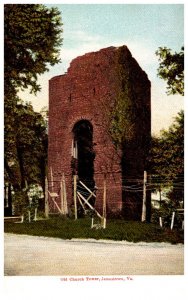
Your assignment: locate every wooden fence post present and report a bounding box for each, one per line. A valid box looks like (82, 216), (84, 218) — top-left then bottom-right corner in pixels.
(73, 175), (78, 220)
(50, 167), (56, 211)
(60, 173), (68, 216)
(60, 179), (65, 215)
(182, 220), (184, 230)
(102, 174), (107, 229)
(171, 211), (175, 230)
(63, 173), (68, 215)
(50, 167), (53, 189)
(45, 177), (49, 218)
(91, 217), (94, 229)
(141, 171), (147, 222)
(28, 210), (31, 223)
(159, 217), (163, 227)
(34, 208), (37, 221)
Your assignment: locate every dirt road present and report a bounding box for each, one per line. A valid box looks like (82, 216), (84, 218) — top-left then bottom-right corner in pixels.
(4, 233), (183, 276)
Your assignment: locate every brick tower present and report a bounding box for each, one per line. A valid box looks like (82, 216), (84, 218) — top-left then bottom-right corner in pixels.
(48, 45), (151, 220)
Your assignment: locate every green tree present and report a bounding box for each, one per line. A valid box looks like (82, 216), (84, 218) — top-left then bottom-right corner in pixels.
(4, 4), (63, 214)
(4, 102), (48, 212)
(4, 4), (63, 96)
(149, 111), (184, 205)
(156, 46), (184, 96)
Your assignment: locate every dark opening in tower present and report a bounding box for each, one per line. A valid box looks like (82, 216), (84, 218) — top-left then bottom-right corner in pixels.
(72, 120), (95, 190)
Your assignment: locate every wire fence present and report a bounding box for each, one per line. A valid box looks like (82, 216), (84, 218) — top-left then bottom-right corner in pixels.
(47, 174), (184, 191)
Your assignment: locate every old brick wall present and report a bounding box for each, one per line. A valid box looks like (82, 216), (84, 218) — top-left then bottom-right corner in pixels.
(48, 45), (151, 220)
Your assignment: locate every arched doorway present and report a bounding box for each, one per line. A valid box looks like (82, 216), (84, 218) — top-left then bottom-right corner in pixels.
(72, 120), (95, 191)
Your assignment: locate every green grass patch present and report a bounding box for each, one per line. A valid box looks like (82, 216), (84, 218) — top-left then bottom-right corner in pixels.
(4, 216), (184, 244)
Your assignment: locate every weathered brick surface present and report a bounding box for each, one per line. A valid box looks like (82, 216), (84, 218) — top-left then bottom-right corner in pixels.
(48, 46), (151, 220)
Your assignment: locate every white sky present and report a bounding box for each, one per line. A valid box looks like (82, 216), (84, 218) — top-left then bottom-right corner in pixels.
(17, 3), (184, 135)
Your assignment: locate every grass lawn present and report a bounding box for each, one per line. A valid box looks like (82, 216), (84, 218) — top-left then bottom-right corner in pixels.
(4, 216), (184, 244)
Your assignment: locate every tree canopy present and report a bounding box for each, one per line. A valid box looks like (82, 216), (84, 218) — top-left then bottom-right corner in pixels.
(5, 102), (48, 189)
(150, 46), (184, 208)
(156, 46), (184, 96)
(4, 4), (63, 180)
(4, 4), (63, 96)
(4, 4), (63, 214)
(149, 110), (184, 204)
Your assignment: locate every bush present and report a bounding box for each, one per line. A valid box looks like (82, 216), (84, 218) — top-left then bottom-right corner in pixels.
(12, 190), (28, 216)
(151, 202), (183, 229)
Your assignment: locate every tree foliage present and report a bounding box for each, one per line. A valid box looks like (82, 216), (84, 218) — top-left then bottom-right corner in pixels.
(4, 4), (63, 95)
(156, 46), (184, 96)
(149, 111), (184, 204)
(4, 4), (63, 180)
(150, 111), (184, 178)
(4, 4), (63, 214)
(4, 102), (48, 191)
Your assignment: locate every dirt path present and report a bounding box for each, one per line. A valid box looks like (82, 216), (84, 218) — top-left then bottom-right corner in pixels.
(4, 233), (183, 276)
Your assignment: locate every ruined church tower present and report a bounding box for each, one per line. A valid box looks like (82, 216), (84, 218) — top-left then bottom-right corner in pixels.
(48, 45), (151, 220)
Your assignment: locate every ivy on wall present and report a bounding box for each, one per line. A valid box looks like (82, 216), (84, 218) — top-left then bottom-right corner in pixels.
(109, 46), (136, 148)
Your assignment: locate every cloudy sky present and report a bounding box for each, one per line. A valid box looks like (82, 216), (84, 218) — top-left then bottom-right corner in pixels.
(18, 3), (184, 135)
